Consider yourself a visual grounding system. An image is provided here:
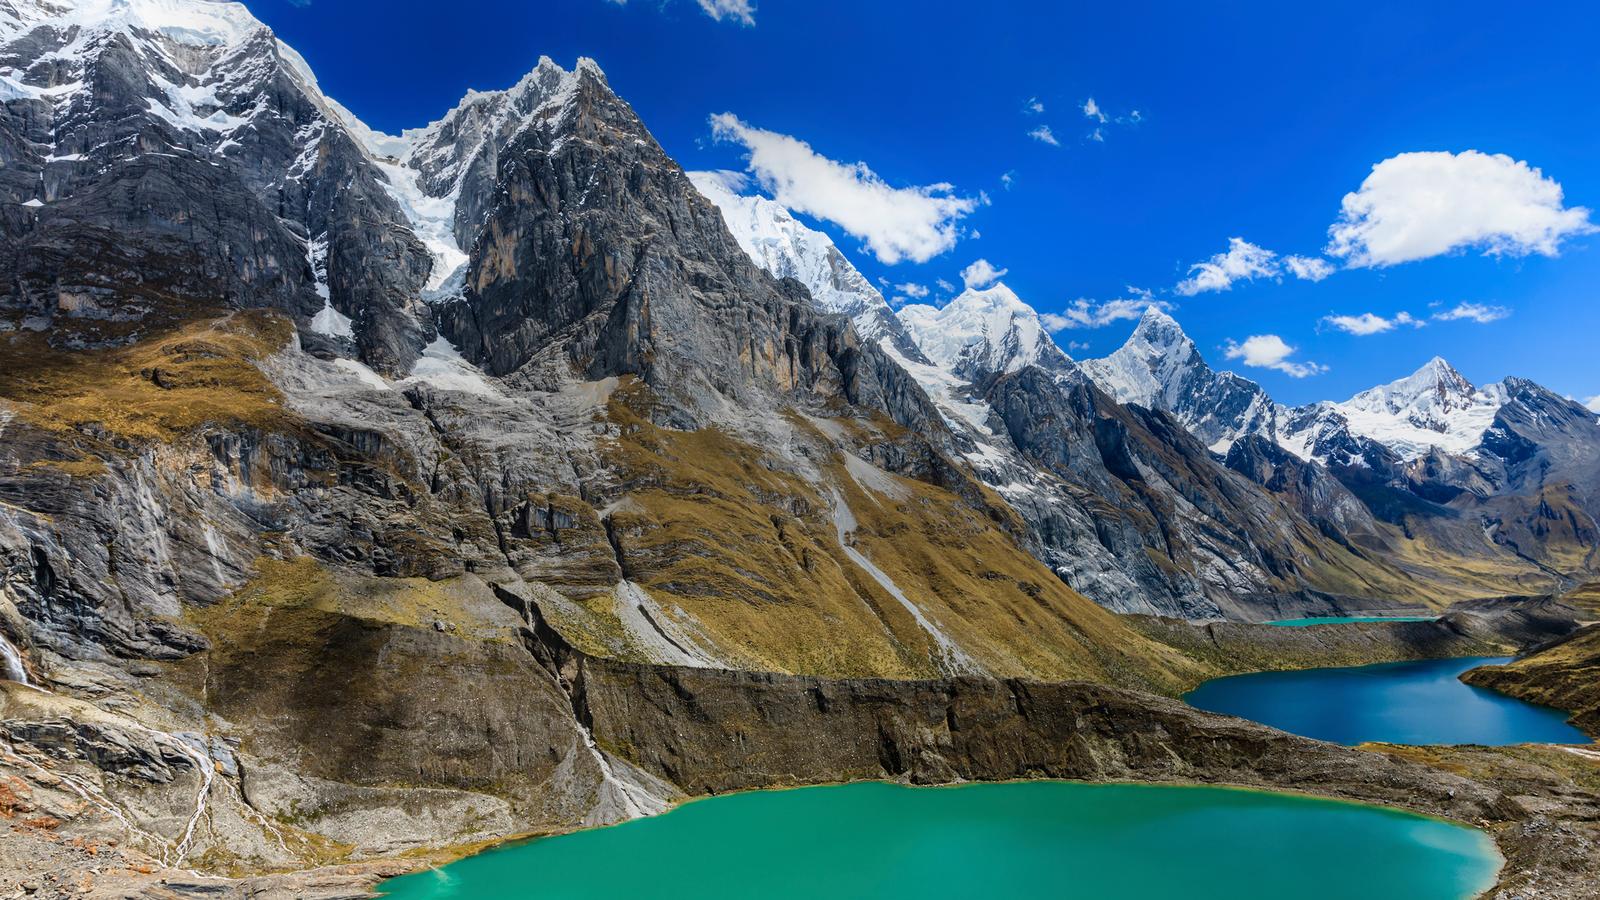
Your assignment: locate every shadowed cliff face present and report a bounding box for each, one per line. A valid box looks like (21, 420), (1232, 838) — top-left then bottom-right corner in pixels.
(977, 369), (1441, 619)
(0, 20), (432, 370)
(436, 67), (941, 438)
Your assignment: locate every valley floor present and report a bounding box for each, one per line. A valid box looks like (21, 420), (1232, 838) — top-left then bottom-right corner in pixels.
(2, 595), (1597, 899)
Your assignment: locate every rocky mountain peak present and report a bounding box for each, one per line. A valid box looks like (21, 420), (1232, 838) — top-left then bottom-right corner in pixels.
(1, 0), (267, 49)
(897, 282), (1072, 381)
(1081, 310), (1276, 454)
(1128, 304), (1189, 349)
(685, 169), (928, 363)
(1353, 356), (1480, 413)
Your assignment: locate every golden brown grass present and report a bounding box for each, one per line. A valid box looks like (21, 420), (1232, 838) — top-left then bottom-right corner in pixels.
(0, 310), (293, 446)
(597, 382), (1212, 692)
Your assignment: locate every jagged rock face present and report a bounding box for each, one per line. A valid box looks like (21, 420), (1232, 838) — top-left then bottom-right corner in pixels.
(1223, 435), (1382, 544)
(983, 371), (1422, 618)
(433, 65), (937, 436)
(1083, 307), (1278, 453)
(686, 170), (930, 365)
(1083, 309), (1600, 589)
(0, 0), (433, 370)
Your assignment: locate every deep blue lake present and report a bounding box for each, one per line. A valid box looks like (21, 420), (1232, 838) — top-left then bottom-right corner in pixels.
(1184, 656), (1590, 745)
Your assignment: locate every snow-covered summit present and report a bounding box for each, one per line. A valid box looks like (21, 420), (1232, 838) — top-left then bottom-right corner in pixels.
(1307, 356), (1507, 460)
(328, 56), (602, 294)
(1081, 306), (1199, 407)
(897, 283), (1073, 381)
(1, 0), (265, 48)
(688, 169), (926, 360)
(1082, 306), (1277, 453)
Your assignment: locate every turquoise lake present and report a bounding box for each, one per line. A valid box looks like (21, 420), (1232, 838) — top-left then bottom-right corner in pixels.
(1185, 656), (1590, 745)
(1267, 615), (1439, 626)
(377, 781), (1501, 900)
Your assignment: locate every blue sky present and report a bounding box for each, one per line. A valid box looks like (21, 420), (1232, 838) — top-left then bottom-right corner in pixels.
(259, 0), (1600, 406)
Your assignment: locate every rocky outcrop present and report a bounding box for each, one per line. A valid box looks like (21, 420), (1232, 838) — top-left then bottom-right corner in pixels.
(1133, 594), (1583, 674)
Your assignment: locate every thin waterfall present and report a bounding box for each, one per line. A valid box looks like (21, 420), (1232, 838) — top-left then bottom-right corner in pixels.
(0, 632), (28, 686)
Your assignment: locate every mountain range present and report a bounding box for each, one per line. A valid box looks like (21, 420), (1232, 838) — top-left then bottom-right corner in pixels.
(698, 171), (1600, 615)
(0, 0), (1597, 891)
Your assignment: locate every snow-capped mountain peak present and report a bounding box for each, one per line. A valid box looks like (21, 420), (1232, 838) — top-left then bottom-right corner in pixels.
(687, 169), (928, 361)
(1324, 356), (1507, 459)
(897, 282), (1072, 380)
(1347, 356), (1482, 415)
(1083, 305), (1203, 408)
(1129, 305), (1191, 351)
(1, 0), (266, 49)
(1082, 308), (1278, 453)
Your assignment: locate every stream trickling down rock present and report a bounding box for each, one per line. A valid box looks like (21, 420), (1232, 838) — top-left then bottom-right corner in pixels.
(376, 781), (1500, 900)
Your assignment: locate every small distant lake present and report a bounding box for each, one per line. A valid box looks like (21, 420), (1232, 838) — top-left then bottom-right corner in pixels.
(1267, 615), (1438, 627)
(1185, 656), (1589, 745)
(377, 781), (1501, 900)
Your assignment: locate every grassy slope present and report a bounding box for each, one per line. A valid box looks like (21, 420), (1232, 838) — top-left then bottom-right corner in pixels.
(0, 311), (294, 447)
(596, 382), (1212, 693)
(1461, 622), (1600, 739)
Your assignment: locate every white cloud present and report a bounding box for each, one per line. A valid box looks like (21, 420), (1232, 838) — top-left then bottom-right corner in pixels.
(607, 0), (753, 23)
(1585, 395), (1600, 414)
(696, 0), (755, 25)
(1321, 311), (1422, 335)
(961, 259), (1008, 289)
(894, 282), (929, 299)
(1284, 255), (1334, 282)
(1001, 170), (1016, 190)
(1432, 302), (1510, 324)
(1223, 334), (1326, 378)
(1064, 340), (1091, 353)
(1088, 127), (1105, 143)
(709, 113), (981, 264)
(1043, 289), (1170, 330)
(1327, 150), (1596, 267)
(1175, 238), (1278, 296)
(1028, 125), (1060, 146)
(935, 278), (955, 293)
(1082, 97), (1107, 123)
(1025, 97), (1045, 114)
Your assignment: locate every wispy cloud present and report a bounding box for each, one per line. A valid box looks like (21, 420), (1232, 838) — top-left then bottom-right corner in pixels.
(1081, 97), (1108, 123)
(1175, 238), (1278, 295)
(1320, 311), (1423, 335)
(709, 113), (981, 264)
(1431, 302), (1511, 324)
(1223, 334), (1326, 378)
(607, 0), (755, 23)
(697, 0), (756, 24)
(1028, 125), (1060, 146)
(1024, 97), (1045, 114)
(894, 282), (929, 299)
(1327, 150), (1595, 267)
(1283, 255), (1334, 282)
(1042, 290), (1171, 330)
(960, 259), (1009, 289)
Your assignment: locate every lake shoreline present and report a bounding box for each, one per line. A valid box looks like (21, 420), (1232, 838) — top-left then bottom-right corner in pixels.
(371, 777), (1511, 897)
(374, 778), (1497, 896)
